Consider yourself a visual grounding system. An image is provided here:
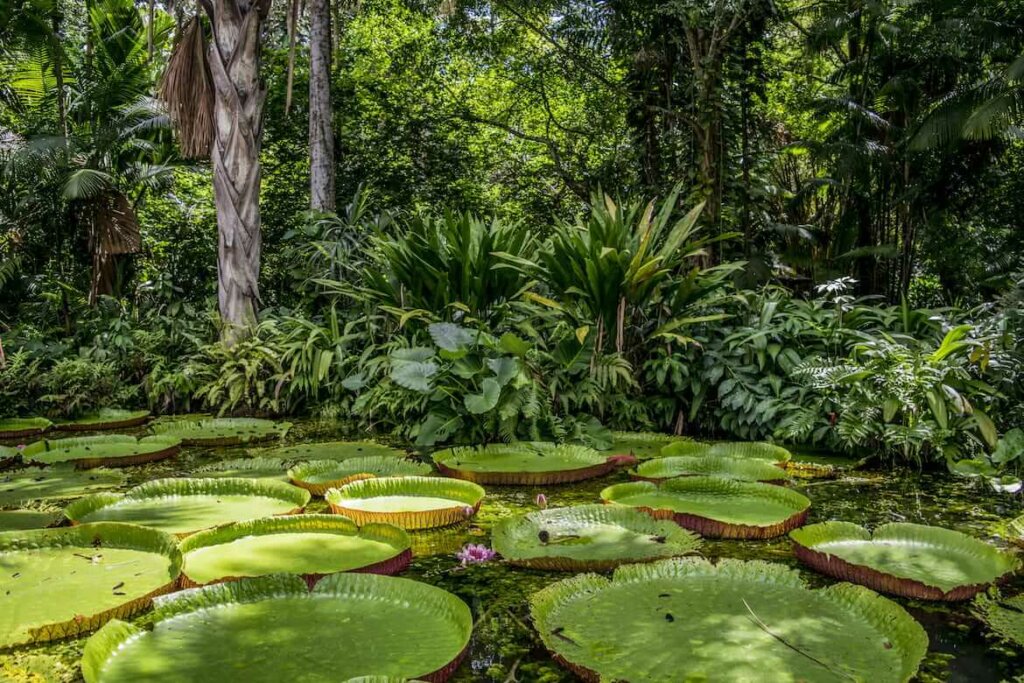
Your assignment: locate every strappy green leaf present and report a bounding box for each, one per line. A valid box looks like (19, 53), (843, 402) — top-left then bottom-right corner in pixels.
(530, 557), (928, 682)
(82, 573), (472, 682)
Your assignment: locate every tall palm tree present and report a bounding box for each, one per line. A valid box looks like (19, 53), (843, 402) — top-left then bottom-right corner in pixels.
(309, 0), (335, 212)
(161, 0), (272, 343)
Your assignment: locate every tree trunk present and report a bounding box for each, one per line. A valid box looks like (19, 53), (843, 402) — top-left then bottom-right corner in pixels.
(309, 0), (336, 211)
(208, 0), (269, 342)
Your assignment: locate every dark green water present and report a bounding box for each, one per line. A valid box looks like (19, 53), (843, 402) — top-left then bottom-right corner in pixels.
(2, 421), (1022, 682)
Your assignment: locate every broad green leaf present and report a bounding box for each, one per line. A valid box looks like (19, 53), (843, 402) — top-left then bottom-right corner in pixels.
(464, 377), (501, 414)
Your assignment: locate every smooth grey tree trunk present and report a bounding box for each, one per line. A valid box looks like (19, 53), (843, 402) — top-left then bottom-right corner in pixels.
(208, 0), (268, 341)
(308, 0), (336, 212)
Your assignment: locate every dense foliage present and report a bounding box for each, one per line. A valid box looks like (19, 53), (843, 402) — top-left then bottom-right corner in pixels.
(1, 0), (1023, 483)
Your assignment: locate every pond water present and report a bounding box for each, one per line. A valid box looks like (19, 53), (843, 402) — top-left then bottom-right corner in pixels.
(2, 421), (1022, 682)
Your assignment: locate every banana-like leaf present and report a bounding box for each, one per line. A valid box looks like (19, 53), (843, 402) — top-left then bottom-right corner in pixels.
(0, 523), (181, 648)
(178, 514), (411, 587)
(65, 477), (310, 537)
(433, 442), (632, 485)
(81, 573), (472, 682)
(791, 521), (1020, 600)
(601, 477), (810, 539)
(493, 504), (699, 571)
(326, 476), (484, 529)
(530, 557), (927, 682)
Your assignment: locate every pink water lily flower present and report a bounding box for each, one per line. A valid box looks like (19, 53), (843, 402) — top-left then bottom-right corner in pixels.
(456, 543), (497, 566)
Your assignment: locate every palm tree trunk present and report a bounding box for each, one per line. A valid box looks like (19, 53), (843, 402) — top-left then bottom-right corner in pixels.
(309, 0), (336, 211)
(208, 0), (268, 341)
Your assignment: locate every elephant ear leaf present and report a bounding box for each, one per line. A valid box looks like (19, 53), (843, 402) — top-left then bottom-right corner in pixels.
(390, 360), (438, 393)
(486, 357), (519, 386)
(429, 323), (475, 353)
(992, 428), (1024, 465)
(464, 378), (501, 414)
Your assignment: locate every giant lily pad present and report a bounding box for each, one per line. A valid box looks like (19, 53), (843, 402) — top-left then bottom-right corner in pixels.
(632, 455), (791, 484)
(192, 457), (289, 481)
(150, 417), (292, 446)
(0, 509), (63, 531)
(326, 476), (484, 530)
(264, 440), (406, 461)
(81, 573), (472, 682)
(530, 557), (927, 683)
(661, 440), (793, 464)
(289, 457), (433, 496)
(65, 478), (310, 537)
(608, 431), (693, 459)
(0, 445), (19, 470)
(0, 523), (181, 648)
(492, 504), (700, 571)
(973, 592), (1024, 649)
(178, 514), (412, 588)
(0, 418), (53, 441)
(790, 521), (1020, 601)
(20, 435), (180, 469)
(0, 467), (126, 507)
(53, 409), (151, 432)
(433, 443), (634, 485)
(600, 477), (811, 539)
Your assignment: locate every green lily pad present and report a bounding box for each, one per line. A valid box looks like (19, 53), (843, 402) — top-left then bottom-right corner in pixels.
(973, 592), (1024, 648)
(661, 441), (793, 464)
(81, 573), (472, 682)
(288, 457), (433, 496)
(0, 509), (63, 531)
(150, 417), (292, 446)
(326, 476), (484, 530)
(433, 442), (630, 485)
(0, 467), (126, 507)
(0, 523), (182, 648)
(632, 455), (791, 484)
(65, 478), (311, 537)
(20, 435), (181, 469)
(608, 431), (693, 459)
(53, 409), (151, 432)
(600, 477), (811, 539)
(790, 521), (1020, 600)
(179, 514), (411, 587)
(0, 418), (53, 441)
(492, 504), (700, 571)
(262, 440), (407, 461)
(530, 557), (927, 683)
(192, 457), (289, 481)
(0, 445), (19, 469)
